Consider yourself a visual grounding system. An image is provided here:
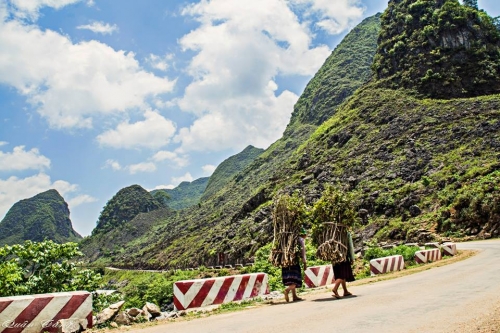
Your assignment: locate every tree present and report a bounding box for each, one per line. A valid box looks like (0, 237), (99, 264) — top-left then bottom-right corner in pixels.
(0, 240), (101, 296)
(463, 0), (478, 9)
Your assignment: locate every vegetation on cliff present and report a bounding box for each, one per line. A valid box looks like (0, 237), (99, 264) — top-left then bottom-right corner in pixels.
(0, 189), (81, 246)
(151, 177), (209, 210)
(93, 185), (163, 235)
(202, 145), (264, 201)
(373, 0), (500, 98)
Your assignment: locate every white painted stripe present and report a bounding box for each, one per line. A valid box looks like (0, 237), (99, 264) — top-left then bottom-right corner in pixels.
(224, 275), (243, 303)
(184, 281), (205, 308)
(304, 269), (316, 286)
(200, 278), (224, 307)
(0, 297), (35, 333)
(259, 274), (269, 295)
(242, 274), (257, 300)
(70, 294), (92, 321)
(22, 295), (71, 333)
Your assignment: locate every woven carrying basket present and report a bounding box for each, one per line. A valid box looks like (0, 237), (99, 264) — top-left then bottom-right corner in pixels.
(315, 222), (348, 264)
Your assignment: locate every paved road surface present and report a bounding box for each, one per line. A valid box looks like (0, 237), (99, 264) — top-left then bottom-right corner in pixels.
(130, 239), (500, 333)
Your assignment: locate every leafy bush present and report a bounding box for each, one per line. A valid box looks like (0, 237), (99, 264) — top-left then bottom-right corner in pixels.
(363, 245), (420, 264)
(0, 240), (101, 297)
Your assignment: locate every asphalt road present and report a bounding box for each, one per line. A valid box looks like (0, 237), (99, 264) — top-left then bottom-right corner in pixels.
(130, 239), (500, 333)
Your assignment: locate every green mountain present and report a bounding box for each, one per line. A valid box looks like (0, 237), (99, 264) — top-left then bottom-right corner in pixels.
(81, 2), (500, 268)
(151, 177), (209, 210)
(92, 185), (164, 236)
(79, 13), (383, 268)
(202, 145), (264, 201)
(0, 189), (81, 246)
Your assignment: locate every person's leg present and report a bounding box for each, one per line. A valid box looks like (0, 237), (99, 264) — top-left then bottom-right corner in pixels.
(284, 284), (295, 302)
(332, 279), (342, 298)
(291, 284), (302, 301)
(341, 280), (352, 296)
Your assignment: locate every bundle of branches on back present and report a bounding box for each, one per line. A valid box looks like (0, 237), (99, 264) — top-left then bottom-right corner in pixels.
(310, 186), (357, 263)
(269, 191), (307, 268)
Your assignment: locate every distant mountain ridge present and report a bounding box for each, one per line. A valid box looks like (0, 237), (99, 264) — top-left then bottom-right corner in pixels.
(202, 145), (264, 201)
(0, 189), (81, 246)
(151, 177), (209, 210)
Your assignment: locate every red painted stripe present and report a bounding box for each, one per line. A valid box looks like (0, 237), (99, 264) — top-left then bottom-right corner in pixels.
(43, 293), (90, 333)
(250, 274), (264, 297)
(173, 297), (185, 311)
(234, 275), (250, 301)
(319, 267), (329, 286)
(175, 281), (195, 295)
(382, 258), (389, 273)
(86, 311), (93, 329)
(304, 274), (314, 288)
(189, 279), (215, 308)
(398, 256), (403, 269)
(389, 257), (396, 271)
(0, 300), (13, 313)
(370, 263), (381, 275)
(9, 296), (53, 333)
(213, 277), (235, 304)
(311, 267), (320, 276)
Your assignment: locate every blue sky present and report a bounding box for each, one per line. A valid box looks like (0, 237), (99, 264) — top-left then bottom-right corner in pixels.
(1, 0), (499, 237)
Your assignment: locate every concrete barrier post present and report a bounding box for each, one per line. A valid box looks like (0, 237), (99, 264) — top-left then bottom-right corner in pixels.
(415, 248), (442, 264)
(173, 273), (269, 311)
(370, 255), (405, 276)
(0, 291), (92, 333)
(442, 243), (457, 256)
(304, 265), (334, 288)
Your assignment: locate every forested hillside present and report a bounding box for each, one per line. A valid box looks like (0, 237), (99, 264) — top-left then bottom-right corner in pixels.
(0, 189), (81, 246)
(79, 13), (382, 268)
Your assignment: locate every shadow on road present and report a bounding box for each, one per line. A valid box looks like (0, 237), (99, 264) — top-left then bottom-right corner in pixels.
(312, 295), (359, 302)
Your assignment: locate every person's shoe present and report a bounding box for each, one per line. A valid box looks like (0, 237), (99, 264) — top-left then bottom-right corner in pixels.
(293, 297), (303, 301)
(343, 292), (353, 297)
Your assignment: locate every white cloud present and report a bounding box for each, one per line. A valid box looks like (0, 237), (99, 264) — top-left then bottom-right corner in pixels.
(147, 53), (174, 71)
(147, 184), (175, 191)
(176, 0), (331, 152)
(8, 0), (82, 20)
(0, 141), (8, 146)
(202, 164), (216, 176)
(0, 16), (176, 129)
(0, 145), (51, 171)
(77, 21), (119, 35)
(97, 110), (177, 149)
(291, 0), (365, 34)
(152, 150), (188, 168)
(103, 159), (122, 171)
(68, 194), (97, 207)
(0, 173), (88, 220)
(127, 162), (156, 174)
(172, 172), (193, 184)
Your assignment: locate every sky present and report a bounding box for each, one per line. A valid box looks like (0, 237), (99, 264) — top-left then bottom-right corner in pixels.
(1, 0), (499, 237)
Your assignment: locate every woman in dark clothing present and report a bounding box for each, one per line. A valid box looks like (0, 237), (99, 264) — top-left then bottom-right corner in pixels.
(282, 229), (307, 302)
(331, 231), (355, 298)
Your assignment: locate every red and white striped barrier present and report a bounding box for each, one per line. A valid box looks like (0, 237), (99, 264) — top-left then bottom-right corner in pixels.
(304, 265), (334, 288)
(415, 248), (442, 264)
(442, 242), (457, 256)
(0, 291), (92, 333)
(370, 255), (405, 276)
(173, 273), (269, 311)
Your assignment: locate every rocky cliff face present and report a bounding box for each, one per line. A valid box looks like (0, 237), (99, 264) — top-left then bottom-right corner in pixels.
(373, 0), (500, 98)
(0, 189), (81, 246)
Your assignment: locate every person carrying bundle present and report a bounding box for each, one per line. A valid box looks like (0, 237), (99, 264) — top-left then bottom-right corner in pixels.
(331, 231), (355, 298)
(281, 227), (307, 302)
